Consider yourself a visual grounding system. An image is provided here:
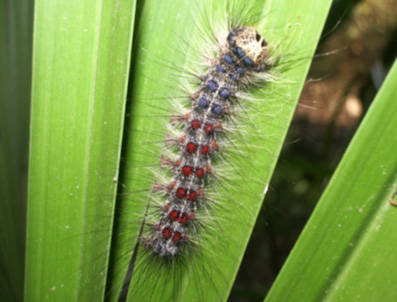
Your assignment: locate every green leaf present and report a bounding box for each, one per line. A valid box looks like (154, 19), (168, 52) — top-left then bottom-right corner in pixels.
(24, 0), (335, 300)
(103, 0), (332, 301)
(266, 60), (397, 301)
(25, 1), (136, 301)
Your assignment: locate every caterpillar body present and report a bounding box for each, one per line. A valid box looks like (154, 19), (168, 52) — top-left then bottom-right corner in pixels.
(142, 26), (270, 257)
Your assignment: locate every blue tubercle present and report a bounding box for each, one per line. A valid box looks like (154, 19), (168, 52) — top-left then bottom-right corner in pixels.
(207, 80), (218, 91)
(224, 55), (233, 64)
(243, 57), (254, 66)
(216, 66), (226, 73)
(229, 74), (238, 81)
(212, 105), (222, 115)
(235, 47), (245, 58)
(198, 98), (208, 108)
(219, 89), (230, 98)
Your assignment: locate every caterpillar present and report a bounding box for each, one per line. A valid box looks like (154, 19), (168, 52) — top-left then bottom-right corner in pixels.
(142, 25), (270, 256)
(109, 1), (286, 301)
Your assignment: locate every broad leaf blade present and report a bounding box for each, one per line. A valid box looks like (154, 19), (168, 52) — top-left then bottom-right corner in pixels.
(103, 0), (333, 301)
(25, 1), (136, 301)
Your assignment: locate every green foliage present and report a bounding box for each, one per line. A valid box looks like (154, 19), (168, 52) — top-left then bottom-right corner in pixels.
(2, 0), (395, 301)
(115, 0), (331, 301)
(25, 0), (136, 301)
(266, 60), (397, 301)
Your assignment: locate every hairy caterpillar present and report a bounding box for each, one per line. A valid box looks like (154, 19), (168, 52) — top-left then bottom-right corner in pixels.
(29, 0), (330, 301)
(141, 24), (270, 257)
(102, 0), (319, 300)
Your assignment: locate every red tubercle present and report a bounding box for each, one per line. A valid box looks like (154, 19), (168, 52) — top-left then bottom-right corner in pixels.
(160, 155), (167, 166)
(153, 183), (160, 191)
(191, 119), (201, 129)
(172, 231), (182, 243)
(201, 145), (210, 155)
(178, 213), (189, 224)
(186, 142), (197, 153)
(169, 182), (176, 190)
(182, 165), (192, 176)
(176, 188), (186, 199)
(192, 91), (200, 100)
(184, 113), (191, 120)
(210, 140), (217, 150)
(187, 190), (197, 201)
(175, 159), (182, 166)
(180, 136), (186, 143)
(196, 168), (204, 178)
(162, 228), (172, 239)
(204, 124), (214, 133)
(168, 210), (179, 221)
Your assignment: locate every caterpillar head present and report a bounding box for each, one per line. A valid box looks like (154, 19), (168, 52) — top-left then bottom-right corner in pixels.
(227, 27), (269, 71)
